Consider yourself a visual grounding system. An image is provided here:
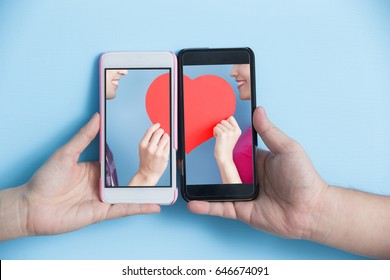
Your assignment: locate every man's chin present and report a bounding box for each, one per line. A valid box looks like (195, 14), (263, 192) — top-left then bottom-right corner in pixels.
(106, 92), (116, 100)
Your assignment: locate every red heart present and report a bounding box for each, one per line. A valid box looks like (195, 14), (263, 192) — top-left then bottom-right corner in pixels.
(145, 73), (171, 135)
(182, 75), (236, 154)
(146, 74), (236, 154)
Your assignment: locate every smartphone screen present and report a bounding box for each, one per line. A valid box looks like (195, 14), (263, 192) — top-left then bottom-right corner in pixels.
(104, 68), (172, 188)
(179, 49), (258, 200)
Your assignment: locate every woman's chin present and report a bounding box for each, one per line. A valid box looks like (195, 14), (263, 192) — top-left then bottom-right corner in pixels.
(239, 91), (251, 100)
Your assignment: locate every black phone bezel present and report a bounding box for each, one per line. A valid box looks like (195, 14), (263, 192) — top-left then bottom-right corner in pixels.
(177, 48), (259, 201)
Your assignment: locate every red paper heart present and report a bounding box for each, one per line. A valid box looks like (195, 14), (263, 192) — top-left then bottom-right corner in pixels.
(146, 74), (236, 154)
(145, 73), (171, 135)
(182, 75), (236, 154)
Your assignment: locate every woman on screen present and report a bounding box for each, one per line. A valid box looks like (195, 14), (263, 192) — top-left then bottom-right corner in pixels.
(213, 64), (253, 184)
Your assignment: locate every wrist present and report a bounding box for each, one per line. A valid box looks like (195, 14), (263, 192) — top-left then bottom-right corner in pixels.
(303, 182), (334, 242)
(0, 184), (29, 241)
(215, 156), (234, 167)
(215, 157), (242, 184)
(130, 171), (159, 186)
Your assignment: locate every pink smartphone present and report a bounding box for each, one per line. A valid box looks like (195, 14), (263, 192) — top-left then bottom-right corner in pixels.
(100, 51), (177, 204)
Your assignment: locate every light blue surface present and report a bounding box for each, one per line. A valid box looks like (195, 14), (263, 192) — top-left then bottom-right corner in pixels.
(106, 69), (171, 186)
(0, 0), (389, 259)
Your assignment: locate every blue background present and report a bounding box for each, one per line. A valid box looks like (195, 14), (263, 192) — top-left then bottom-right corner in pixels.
(106, 69), (171, 186)
(184, 64), (252, 185)
(0, 0), (389, 259)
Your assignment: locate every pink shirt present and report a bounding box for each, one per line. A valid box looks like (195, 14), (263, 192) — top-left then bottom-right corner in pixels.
(233, 127), (253, 184)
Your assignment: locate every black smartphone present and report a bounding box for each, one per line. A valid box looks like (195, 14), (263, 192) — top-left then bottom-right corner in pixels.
(178, 48), (258, 201)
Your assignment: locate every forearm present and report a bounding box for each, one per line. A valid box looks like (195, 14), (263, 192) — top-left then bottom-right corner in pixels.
(216, 160), (242, 184)
(0, 185), (28, 241)
(308, 185), (390, 259)
(128, 172), (158, 186)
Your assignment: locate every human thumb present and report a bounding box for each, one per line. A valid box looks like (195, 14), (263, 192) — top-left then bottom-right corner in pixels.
(59, 112), (100, 161)
(253, 107), (298, 154)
